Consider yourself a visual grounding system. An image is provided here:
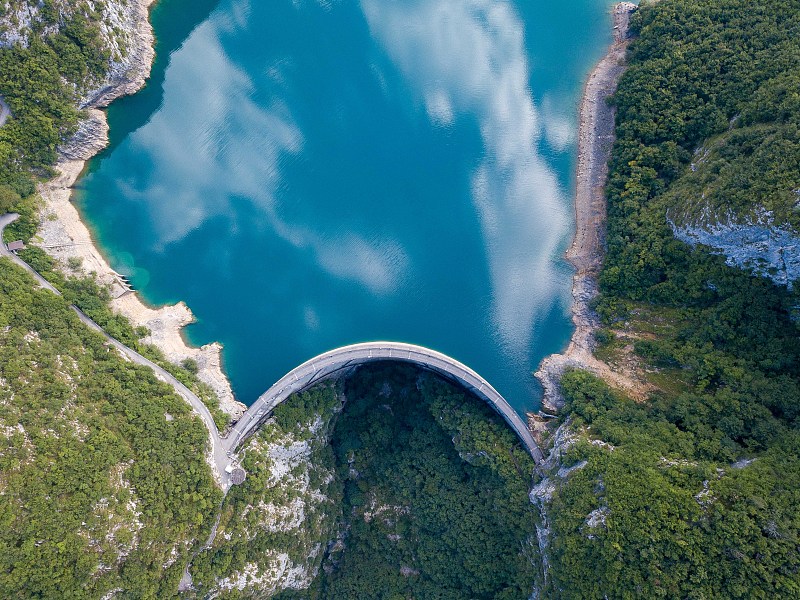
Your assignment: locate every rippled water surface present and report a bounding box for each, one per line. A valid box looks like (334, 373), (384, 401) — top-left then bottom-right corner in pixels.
(78, 0), (615, 414)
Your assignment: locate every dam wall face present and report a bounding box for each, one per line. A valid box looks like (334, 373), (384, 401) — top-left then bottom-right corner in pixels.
(222, 342), (543, 463)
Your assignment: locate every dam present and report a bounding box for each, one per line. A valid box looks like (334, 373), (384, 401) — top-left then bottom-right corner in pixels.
(222, 342), (544, 463)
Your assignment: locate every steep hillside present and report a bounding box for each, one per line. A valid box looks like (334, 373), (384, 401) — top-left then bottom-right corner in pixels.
(314, 365), (538, 599)
(602, 0), (800, 290)
(0, 0), (152, 223)
(666, 124), (800, 286)
(537, 0), (800, 596)
(183, 366), (540, 599)
(190, 385), (344, 597)
(0, 259), (221, 597)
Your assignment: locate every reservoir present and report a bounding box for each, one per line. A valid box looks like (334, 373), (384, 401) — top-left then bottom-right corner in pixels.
(76, 0), (615, 415)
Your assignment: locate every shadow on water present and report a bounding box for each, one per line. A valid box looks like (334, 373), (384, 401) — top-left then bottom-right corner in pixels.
(100, 0), (221, 156)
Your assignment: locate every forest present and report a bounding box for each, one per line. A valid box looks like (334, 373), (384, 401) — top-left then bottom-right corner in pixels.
(308, 364), (539, 600)
(172, 365), (540, 599)
(541, 0), (800, 597)
(0, 258), (221, 597)
(2, 0), (800, 597)
(0, 5), (231, 597)
(0, 3), (542, 597)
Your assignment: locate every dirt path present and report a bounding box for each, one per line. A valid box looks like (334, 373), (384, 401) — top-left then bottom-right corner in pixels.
(534, 2), (651, 414)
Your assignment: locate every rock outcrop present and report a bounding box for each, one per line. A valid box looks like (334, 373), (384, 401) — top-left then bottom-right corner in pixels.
(82, 0), (157, 108)
(670, 210), (800, 289)
(0, 0), (155, 109)
(58, 108), (109, 161)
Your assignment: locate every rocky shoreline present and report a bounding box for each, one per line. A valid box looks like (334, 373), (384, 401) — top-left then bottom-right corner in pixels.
(527, 8), (638, 583)
(34, 0), (636, 428)
(532, 2), (639, 420)
(34, 0), (245, 418)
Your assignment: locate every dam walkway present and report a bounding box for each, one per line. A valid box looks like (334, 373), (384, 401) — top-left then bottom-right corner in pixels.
(2, 213), (543, 489)
(223, 342), (543, 463)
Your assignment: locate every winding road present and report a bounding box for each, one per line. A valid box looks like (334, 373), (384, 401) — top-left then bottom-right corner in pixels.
(1, 213), (230, 478)
(3, 213), (543, 489)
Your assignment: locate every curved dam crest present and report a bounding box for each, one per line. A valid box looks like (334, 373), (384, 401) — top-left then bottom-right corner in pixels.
(223, 342), (544, 463)
(3, 217), (541, 487)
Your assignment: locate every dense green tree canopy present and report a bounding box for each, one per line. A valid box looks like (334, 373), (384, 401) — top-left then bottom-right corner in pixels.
(313, 364), (538, 600)
(544, 0), (800, 597)
(0, 259), (221, 598)
(3, 0), (800, 597)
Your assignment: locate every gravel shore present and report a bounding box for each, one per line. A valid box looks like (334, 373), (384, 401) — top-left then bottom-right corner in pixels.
(534, 2), (640, 415)
(34, 0), (245, 419)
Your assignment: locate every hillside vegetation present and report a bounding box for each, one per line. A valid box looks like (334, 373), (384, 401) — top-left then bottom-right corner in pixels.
(665, 124), (800, 233)
(3, 0), (800, 597)
(183, 365), (540, 599)
(189, 384), (344, 597)
(541, 0), (800, 597)
(310, 364), (539, 600)
(0, 259), (221, 597)
(0, 1), (108, 190)
(0, 4), (229, 597)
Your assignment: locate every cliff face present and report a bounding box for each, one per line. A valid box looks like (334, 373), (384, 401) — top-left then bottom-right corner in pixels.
(0, 0), (155, 149)
(206, 419), (337, 595)
(188, 386), (343, 596)
(670, 212), (800, 289)
(663, 125), (800, 289)
(0, 0), (155, 108)
(82, 0), (156, 108)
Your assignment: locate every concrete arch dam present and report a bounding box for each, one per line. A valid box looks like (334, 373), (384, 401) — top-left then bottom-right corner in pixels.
(3, 216), (543, 489)
(222, 342), (544, 464)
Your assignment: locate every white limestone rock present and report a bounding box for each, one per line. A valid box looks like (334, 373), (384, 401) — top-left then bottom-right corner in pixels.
(670, 209), (800, 289)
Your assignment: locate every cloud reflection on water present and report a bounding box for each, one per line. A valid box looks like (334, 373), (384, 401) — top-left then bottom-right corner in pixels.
(361, 0), (570, 359)
(122, 15), (409, 295)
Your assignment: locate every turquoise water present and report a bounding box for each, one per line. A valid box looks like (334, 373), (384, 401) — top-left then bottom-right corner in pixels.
(77, 0), (615, 415)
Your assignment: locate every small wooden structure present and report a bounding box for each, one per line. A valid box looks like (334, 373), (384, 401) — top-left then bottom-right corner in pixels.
(7, 240), (24, 252)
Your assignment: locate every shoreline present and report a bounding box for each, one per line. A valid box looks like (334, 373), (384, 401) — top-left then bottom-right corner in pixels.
(35, 0), (245, 419)
(35, 0), (637, 427)
(533, 2), (641, 417)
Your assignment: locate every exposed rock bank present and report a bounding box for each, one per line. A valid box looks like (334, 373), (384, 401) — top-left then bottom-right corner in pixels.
(0, 95), (9, 127)
(530, 7), (639, 588)
(32, 0), (244, 418)
(534, 2), (642, 414)
(670, 209), (800, 289)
